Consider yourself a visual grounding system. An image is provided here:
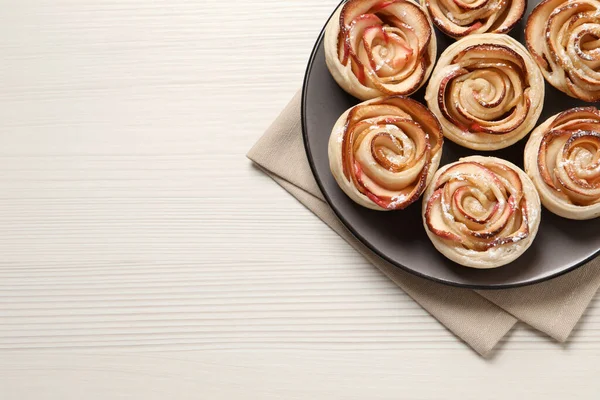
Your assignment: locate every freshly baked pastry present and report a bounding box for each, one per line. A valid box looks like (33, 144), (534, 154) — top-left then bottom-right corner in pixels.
(524, 107), (600, 220)
(421, 0), (525, 38)
(526, 0), (600, 101)
(324, 0), (436, 100)
(422, 156), (541, 268)
(329, 96), (443, 210)
(425, 34), (545, 151)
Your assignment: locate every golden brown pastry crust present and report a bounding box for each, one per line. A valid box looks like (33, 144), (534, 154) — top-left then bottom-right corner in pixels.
(324, 0), (436, 100)
(526, 0), (600, 101)
(329, 96), (443, 210)
(421, 0), (525, 39)
(524, 108), (600, 220)
(425, 34), (545, 151)
(422, 156), (541, 269)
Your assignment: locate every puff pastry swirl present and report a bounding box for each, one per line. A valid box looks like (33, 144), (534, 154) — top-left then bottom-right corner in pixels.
(324, 0), (436, 100)
(329, 96), (443, 210)
(524, 107), (600, 220)
(425, 34), (545, 151)
(526, 0), (600, 101)
(421, 0), (525, 39)
(422, 156), (541, 268)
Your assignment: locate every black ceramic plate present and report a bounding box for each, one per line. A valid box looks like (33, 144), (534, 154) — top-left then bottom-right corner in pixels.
(302, 0), (600, 289)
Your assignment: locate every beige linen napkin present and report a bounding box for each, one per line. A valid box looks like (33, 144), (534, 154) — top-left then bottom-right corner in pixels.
(248, 91), (600, 356)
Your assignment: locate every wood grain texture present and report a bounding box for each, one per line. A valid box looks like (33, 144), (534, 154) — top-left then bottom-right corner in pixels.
(0, 0), (599, 398)
(1, 350), (600, 400)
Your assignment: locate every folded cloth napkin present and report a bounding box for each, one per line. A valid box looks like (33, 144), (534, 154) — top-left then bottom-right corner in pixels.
(248, 91), (600, 356)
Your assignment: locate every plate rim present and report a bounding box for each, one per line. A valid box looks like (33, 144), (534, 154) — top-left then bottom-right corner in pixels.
(300, 0), (600, 290)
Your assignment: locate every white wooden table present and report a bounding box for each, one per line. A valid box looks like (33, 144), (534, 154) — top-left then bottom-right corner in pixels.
(0, 1), (599, 398)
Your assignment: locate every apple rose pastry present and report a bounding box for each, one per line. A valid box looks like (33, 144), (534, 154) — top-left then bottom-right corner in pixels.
(421, 0), (525, 38)
(526, 0), (600, 101)
(324, 0), (436, 100)
(425, 34), (545, 151)
(524, 107), (600, 220)
(329, 96), (443, 210)
(422, 156), (541, 268)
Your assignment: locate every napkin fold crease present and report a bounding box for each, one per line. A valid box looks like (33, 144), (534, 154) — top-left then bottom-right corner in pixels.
(248, 91), (600, 356)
